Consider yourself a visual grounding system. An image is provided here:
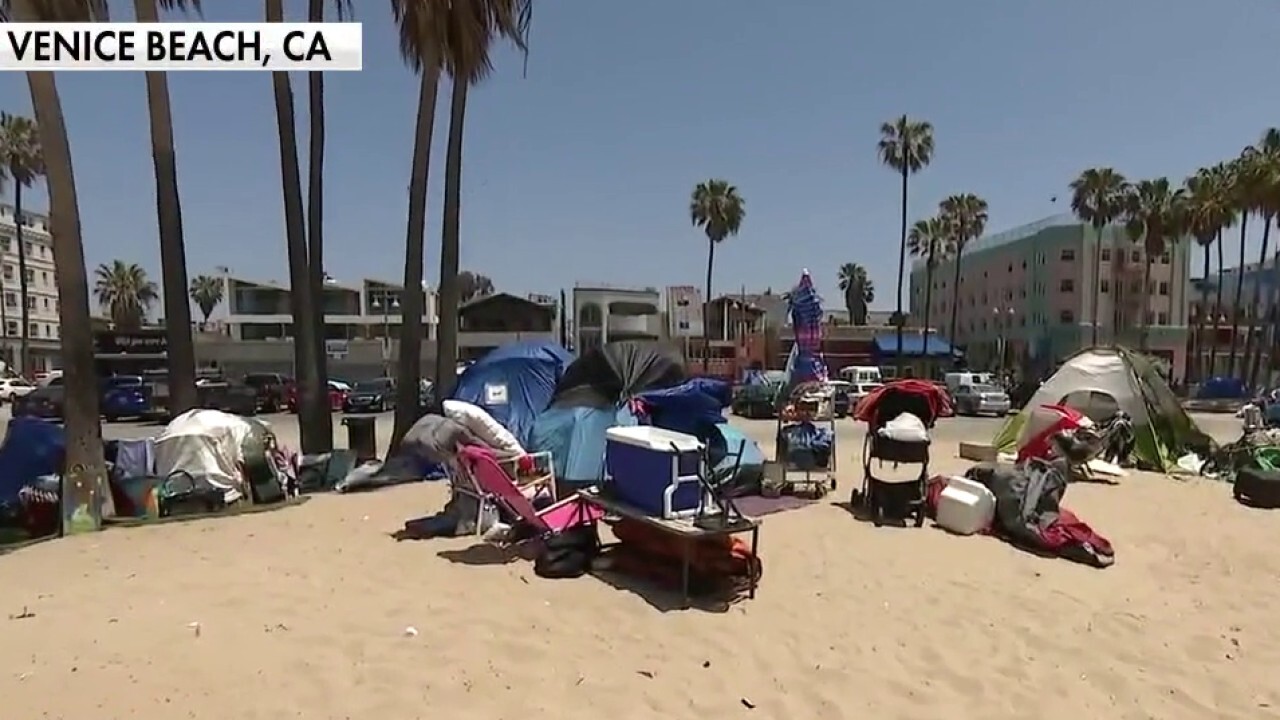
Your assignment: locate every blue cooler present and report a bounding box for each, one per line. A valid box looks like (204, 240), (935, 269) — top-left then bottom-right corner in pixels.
(604, 426), (707, 519)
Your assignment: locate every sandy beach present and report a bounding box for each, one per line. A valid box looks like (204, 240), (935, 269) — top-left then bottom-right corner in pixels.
(1, 415), (1277, 720)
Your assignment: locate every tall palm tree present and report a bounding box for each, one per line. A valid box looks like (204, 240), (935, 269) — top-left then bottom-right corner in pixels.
(429, 0), (531, 434)
(690, 179), (746, 357)
(10, 0), (112, 533)
(906, 215), (947, 355)
(939, 193), (989, 354)
(878, 116), (935, 373)
(836, 263), (875, 326)
(94, 261), (159, 330)
(1068, 168), (1129, 346)
(1184, 165), (1236, 380)
(1227, 146), (1267, 378)
(1120, 178), (1186, 352)
(0, 112), (43, 375)
(305, 0), (350, 452)
(188, 274), (224, 324)
(266, 0), (326, 452)
(1244, 131), (1280, 387)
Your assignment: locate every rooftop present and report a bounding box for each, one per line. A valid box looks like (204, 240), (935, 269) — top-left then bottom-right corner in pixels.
(911, 213), (1080, 270)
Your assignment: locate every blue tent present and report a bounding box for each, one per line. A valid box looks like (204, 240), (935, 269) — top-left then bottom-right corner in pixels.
(531, 406), (638, 485)
(633, 378), (733, 439)
(0, 417), (65, 503)
(452, 340), (573, 447)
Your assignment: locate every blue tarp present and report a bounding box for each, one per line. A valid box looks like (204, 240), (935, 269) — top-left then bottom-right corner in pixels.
(452, 341), (574, 447)
(0, 417), (65, 503)
(531, 406), (637, 486)
(1196, 376), (1248, 400)
(632, 378), (732, 439)
(873, 333), (957, 358)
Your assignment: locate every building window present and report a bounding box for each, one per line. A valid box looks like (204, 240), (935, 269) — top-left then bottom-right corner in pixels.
(1160, 253), (1170, 264)
(3, 320), (14, 336)
(1101, 248), (1111, 262)
(1061, 248), (1075, 261)
(3, 292), (14, 308)
(25, 296), (34, 310)
(23, 242), (32, 257)
(1157, 312), (1169, 325)
(42, 298), (49, 310)
(24, 268), (33, 282)
(0, 238), (9, 252)
(1158, 281), (1169, 296)
(27, 322), (37, 337)
(1100, 279), (1110, 293)
(1059, 310), (1075, 324)
(1, 265), (10, 280)
(1007, 264), (1013, 273)
(1131, 250), (1141, 262)
(1060, 279), (1075, 292)
(40, 271), (48, 284)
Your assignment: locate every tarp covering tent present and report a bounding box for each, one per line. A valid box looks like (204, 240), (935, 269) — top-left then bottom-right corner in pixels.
(452, 340), (573, 447)
(0, 417), (65, 503)
(632, 377), (733, 438)
(532, 341), (686, 485)
(154, 409), (263, 499)
(992, 347), (1209, 471)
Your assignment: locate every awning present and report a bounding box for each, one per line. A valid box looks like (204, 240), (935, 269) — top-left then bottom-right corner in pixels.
(873, 333), (957, 358)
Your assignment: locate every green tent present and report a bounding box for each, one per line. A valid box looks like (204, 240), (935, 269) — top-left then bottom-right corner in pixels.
(993, 347), (1209, 471)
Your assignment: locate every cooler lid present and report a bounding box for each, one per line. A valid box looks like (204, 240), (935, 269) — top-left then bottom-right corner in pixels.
(605, 425), (703, 452)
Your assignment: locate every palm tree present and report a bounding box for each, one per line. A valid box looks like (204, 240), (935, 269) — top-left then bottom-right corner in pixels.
(188, 274), (224, 323)
(836, 263), (875, 326)
(266, 0), (327, 453)
(0, 112), (43, 375)
(94, 261), (159, 329)
(458, 270), (495, 302)
(906, 215), (947, 355)
(1183, 165), (1236, 380)
(1120, 178), (1186, 352)
(939, 193), (989, 353)
(1068, 168), (1129, 346)
(690, 179), (747, 358)
(427, 0), (531, 440)
(1244, 132), (1280, 388)
(878, 116), (935, 373)
(1226, 147), (1267, 378)
(10, 0), (112, 533)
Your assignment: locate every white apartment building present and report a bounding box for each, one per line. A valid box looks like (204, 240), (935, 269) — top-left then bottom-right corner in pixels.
(0, 204), (60, 374)
(573, 283), (664, 351)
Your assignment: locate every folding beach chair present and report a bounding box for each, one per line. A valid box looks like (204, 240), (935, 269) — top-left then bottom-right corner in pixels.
(456, 445), (603, 541)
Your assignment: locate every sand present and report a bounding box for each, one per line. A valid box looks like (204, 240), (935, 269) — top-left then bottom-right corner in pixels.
(1, 427), (1279, 719)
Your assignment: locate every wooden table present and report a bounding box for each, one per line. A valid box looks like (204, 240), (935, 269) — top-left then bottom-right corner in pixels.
(578, 490), (762, 604)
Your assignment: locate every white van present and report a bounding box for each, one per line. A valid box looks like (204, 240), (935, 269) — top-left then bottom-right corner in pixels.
(944, 371), (994, 393)
(838, 366), (882, 385)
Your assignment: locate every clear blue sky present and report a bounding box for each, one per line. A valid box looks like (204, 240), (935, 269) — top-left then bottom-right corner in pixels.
(1, 0), (1277, 310)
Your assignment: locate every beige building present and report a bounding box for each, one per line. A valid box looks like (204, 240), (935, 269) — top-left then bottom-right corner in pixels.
(0, 204), (60, 374)
(909, 214), (1191, 380)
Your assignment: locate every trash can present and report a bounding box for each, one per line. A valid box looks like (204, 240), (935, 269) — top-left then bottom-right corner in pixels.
(342, 416), (378, 463)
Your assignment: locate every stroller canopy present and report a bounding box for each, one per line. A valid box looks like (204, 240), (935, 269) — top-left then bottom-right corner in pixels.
(551, 341), (685, 408)
(452, 340), (573, 447)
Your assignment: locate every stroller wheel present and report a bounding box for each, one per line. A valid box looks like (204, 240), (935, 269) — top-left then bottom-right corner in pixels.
(913, 509), (926, 527)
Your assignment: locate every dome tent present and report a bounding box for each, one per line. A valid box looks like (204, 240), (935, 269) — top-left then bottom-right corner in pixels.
(531, 341), (686, 485)
(992, 347), (1209, 472)
(451, 340), (573, 448)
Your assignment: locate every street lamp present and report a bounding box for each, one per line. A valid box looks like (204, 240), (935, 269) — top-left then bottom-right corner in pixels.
(371, 294), (400, 375)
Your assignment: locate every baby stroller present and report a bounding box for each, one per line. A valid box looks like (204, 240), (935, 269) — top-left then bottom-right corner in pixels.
(853, 380), (950, 526)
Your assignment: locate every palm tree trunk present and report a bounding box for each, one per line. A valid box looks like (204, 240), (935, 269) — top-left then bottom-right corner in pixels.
(16, 8), (112, 532)
(1140, 257), (1153, 352)
(1244, 219), (1271, 388)
(267, 0), (324, 452)
(893, 167), (908, 374)
(433, 79), (468, 399)
(1208, 229), (1225, 378)
(921, 262), (934, 359)
(0, 276), (8, 368)
(703, 239), (716, 367)
(306, 0), (332, 451)
(1090, 223), (1102, 346)
(948, 249), (963, 361)
(391, 68), (441, 450)
(15, 182), (30, 375)
(136, 0), (197, 416)
(1194, 242), (1211, 382)
(1228, 217), (1248, 377)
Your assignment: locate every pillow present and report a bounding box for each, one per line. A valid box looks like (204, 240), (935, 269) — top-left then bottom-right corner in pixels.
(442, 399), (524, 456)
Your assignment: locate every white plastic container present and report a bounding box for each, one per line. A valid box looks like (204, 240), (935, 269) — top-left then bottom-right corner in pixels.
(935, 476), (996, 535)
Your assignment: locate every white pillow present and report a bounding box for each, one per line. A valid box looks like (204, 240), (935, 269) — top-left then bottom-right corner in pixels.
(878, 412), (929, 443)
(441, 399), (524, 456)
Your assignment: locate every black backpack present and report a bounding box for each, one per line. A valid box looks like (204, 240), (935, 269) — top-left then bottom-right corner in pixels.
(533, 524), (601, 579)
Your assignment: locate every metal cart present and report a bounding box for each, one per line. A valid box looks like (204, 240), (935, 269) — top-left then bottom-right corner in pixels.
(768, 381), (838, 497)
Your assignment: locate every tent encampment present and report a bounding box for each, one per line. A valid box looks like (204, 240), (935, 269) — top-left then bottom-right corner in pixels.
(531, 341), (685, 485)
(451, 340), (573, 447)
(992, 347), (1208, 471)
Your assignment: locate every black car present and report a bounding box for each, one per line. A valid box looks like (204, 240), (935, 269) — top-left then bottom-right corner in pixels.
(14, 378), (65, 420)
(344, 378), (397, 413)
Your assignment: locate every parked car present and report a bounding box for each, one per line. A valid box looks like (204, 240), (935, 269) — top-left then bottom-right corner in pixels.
(952, 384), (1012, 417)
(848, 382), (883, 411)
(344, 378), (397, 413)
(0, 377), (36, 403)
(243, 373), (294, 413)
(196, 377), (260, 416)
(287, 380), (351, 413)
(100, 375), (153, 421)
(826, 380), (854, 418)
(13, 377), (64, 419)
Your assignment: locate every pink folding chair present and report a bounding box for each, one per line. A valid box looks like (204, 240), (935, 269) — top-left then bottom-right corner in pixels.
(457, 445), (604, 538)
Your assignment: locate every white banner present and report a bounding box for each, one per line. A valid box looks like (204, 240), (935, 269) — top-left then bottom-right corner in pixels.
(0, 23), (362, 71)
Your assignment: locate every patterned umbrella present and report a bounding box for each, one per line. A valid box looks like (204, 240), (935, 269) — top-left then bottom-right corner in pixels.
(785, 270), (827, 384)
